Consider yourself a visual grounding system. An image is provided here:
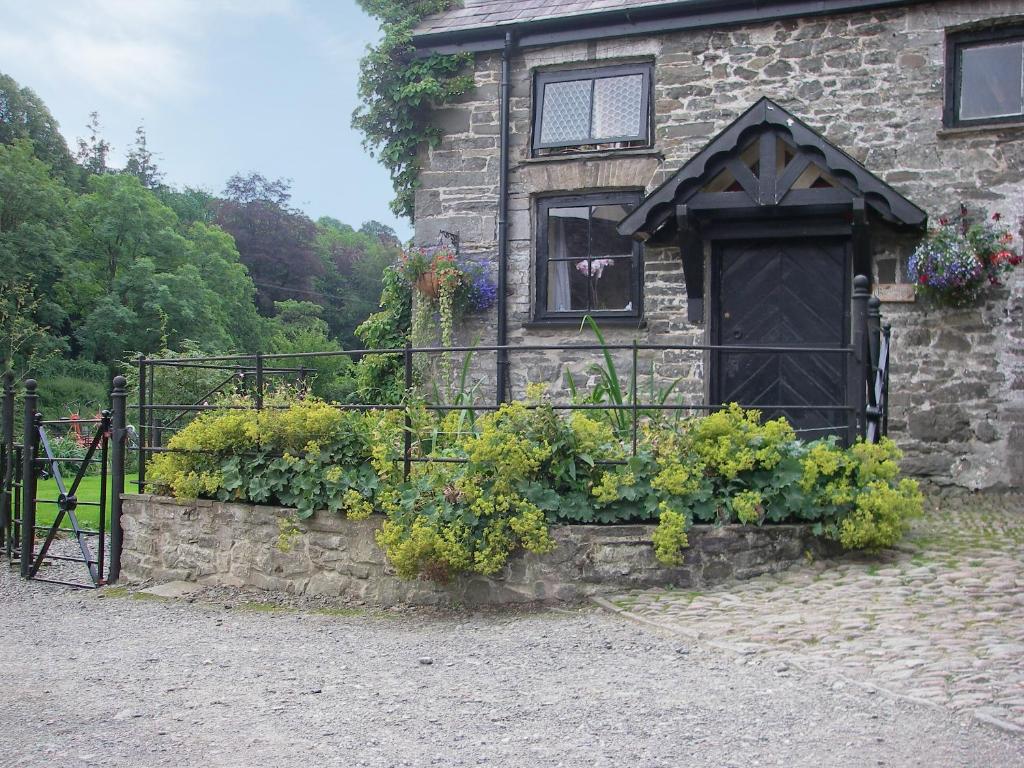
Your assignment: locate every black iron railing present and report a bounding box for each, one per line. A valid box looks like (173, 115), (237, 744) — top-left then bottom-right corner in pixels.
(0, 277), (891, 584)
(131, 275), (890, 489)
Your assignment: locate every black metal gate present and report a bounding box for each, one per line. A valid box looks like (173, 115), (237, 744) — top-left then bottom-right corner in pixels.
(1, 374), (127, 588)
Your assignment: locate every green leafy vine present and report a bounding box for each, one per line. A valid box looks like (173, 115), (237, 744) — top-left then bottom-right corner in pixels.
(352, 0), (474, 219)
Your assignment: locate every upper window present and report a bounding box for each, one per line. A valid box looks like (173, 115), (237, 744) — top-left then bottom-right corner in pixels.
(945, 24), (1024, 127)
(533, 64), (652, 153)
(535, 192), (642, 321)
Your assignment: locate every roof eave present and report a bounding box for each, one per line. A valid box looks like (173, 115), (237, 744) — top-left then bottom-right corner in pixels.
(412, 0), (925, 55)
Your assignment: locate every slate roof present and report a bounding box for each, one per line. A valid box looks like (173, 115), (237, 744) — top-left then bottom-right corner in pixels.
(415, 0), (692, 36)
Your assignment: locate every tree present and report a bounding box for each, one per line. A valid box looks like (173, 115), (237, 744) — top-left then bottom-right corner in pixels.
(124, 123), (164, 189)
(213, 173), (323, 315)
(0, 72), (75, 179)
(352, 0), (471, 218)
(76, 111), (111, 176)
(156, 185), (215, 226)
(0, 139), (71, 285)
(267, 300), (351, 400)
(183, 221), (269, 352)
(0, 279), (65, 379)
(314, 216), (400, 348)
(72, 173), (182, 283)
(359, 219), (401, 247)
(0, 140), (72, 365)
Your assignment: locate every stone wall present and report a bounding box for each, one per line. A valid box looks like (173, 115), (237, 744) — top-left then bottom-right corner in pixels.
(121, 495), (837, 607)
(412, 1), (1024, 489)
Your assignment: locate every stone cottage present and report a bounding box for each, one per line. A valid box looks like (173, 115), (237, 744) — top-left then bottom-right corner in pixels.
(409, 0), (1024, 489)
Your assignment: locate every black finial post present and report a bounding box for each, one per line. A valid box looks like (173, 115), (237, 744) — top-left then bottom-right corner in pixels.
(137, 356), (147, 491)
(108, 375), (127, 584)
(20, 380), (38, 577)
(867, 295), (881, 373)
(1, 371), (14, 547)
(848, 275), (870, 445)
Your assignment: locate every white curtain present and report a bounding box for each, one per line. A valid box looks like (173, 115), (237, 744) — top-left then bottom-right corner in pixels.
(549, 217), (572, 312)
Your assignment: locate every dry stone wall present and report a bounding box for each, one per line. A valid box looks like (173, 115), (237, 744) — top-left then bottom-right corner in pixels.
(412, 1), (1024, 488)
(121, 495), (837, 607)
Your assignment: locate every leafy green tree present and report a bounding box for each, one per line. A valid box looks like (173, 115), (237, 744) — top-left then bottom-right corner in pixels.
(183, 221), (269, 352)
(267, 300), (352, 400)
(71, 174), (267, 363)
(0, 72), (76, 180)
(0, 279), (65, 379)
(359, 219), (401, 247)
(213, 173), (323, 314)
(0, 140), (73, 370)
(313, 216), (401, 348)
(352, 0), (472, 218)
(0, 139), (71, 285)
(156, 185), (215, 226)
(123, 123), (165, 189)
(72, 172), (183, 283)
(75, 111), (111, 176)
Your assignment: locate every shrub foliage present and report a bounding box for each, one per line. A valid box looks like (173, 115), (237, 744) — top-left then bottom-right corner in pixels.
(149, 393), (923, 580)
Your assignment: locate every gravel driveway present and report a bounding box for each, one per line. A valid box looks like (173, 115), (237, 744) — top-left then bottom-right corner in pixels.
(2, 565), (1022, 768)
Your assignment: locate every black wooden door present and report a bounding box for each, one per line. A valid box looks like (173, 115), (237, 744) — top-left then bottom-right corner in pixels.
(712, 237), (850, 437)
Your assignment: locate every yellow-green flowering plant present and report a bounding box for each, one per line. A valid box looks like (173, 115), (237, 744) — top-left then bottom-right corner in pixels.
(151, 392), (923, 578)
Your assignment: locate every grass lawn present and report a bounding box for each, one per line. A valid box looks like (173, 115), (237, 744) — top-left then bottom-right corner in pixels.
(34, 473), (139, 531)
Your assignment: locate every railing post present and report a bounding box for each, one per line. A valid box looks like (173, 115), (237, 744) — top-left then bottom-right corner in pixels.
(867, 295), (881, 375)
(1, 371), (14, 546)
(20, 380), (38, 578)
(254, 353), (264, 411)
(631, 340), (639, 457)
(864, 295), (883, 439)
(403, 341), (413, 482)
(147, 361), (156, 452)
(137, 356), (147, 492)
(848, 275), (870, 445)
(108, 375), (127, 584)
(882, 322), (891, 438)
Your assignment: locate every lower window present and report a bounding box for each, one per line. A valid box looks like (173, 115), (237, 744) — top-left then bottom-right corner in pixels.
(535, 192), (642, 320)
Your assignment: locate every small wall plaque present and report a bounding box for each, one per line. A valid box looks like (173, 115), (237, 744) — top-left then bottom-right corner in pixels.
(874, 283), (916, 303)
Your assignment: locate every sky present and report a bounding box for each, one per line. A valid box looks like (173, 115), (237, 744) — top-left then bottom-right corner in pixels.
(0, 0), (413, 239)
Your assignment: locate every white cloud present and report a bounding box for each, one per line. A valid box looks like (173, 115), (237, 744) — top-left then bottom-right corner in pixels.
(0, 0), (294, 110)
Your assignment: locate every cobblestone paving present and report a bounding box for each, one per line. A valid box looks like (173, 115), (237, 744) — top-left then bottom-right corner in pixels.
(607, 494), (1024, 734)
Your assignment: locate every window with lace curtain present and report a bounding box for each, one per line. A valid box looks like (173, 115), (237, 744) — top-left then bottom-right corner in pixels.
(533, 64), (652, 154)
(535, 192), (642, 321)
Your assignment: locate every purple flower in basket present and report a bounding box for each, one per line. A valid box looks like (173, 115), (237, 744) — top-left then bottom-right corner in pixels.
(457, 257), (498, 313)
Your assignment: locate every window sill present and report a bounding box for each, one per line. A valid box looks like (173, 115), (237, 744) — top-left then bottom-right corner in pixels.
(937, 121), (1024, 138)
(523, 318), (647, 331)
(518, 148), (664, 167)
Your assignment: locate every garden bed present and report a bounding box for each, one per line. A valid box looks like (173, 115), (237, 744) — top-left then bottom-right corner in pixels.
(121, 494), (839, 607)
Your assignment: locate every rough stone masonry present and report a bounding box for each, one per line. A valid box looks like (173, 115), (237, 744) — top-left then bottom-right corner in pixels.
(120, 495), (837, 605)
(411, 0), (1024, 489)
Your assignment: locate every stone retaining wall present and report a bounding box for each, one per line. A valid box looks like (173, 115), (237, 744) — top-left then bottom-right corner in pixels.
(121, 495), (838, 607)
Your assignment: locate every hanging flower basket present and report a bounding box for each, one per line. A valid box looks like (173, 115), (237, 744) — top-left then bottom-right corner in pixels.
(398, 245), (497, 314)
(415, 270), (441, 299)
(909, 210), (1020, 308)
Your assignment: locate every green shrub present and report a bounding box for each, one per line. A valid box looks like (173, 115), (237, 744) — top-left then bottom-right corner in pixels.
(148, 394), (924, 578)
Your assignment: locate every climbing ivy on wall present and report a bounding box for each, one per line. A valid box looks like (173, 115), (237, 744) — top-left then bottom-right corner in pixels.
(352, 0), (474, 219)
